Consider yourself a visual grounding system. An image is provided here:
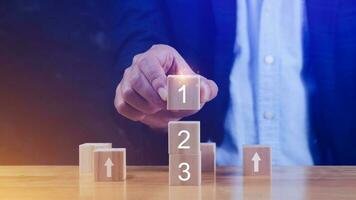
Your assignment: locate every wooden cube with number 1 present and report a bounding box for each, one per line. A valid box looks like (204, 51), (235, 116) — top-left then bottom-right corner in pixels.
(167, 75), (200, 110)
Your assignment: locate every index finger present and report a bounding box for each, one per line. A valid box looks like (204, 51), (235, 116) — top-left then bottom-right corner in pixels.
(135, 45), (196, 100)
(135, 53), (168, 100)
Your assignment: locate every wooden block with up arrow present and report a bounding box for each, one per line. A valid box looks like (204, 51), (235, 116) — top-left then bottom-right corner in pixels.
(243, 145), (271, 176)
(79, 143), (112, 175)
(94, 148), (126, 181)
(200, 142), (216, 173)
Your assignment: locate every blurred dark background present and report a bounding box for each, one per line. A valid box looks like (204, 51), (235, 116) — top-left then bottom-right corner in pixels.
(0, 0), (167, 165)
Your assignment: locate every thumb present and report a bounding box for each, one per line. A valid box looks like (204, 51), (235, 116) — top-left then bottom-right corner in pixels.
(200, 76), (219, 103)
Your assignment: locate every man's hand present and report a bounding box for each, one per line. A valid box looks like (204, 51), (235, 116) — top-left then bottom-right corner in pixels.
(114, 44), (218, 129)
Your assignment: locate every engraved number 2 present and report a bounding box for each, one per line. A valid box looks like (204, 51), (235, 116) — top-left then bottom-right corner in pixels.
(177, 130), (190, 149)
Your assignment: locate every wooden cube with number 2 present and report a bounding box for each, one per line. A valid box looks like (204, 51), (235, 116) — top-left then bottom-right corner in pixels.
(168, 121), (200, 155)
(167, 75), (200, 110)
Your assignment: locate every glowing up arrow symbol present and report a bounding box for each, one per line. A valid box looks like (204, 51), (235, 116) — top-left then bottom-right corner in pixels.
(104, 158), (114, 178)
(252, 152), (261, 173)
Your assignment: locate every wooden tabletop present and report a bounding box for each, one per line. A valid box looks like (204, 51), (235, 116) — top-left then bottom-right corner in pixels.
(0, 166), (355, 200)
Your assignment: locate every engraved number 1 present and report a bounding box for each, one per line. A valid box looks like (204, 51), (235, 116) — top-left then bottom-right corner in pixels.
(178, 162), (190, 181)
(178, 84), (186, 104)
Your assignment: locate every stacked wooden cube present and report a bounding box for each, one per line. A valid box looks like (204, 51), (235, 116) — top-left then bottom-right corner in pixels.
(168, 121), (201, 185)
(167, 75), (202, 186)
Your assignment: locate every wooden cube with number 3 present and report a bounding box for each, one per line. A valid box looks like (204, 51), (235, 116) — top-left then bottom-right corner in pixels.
(169, 121), (200, 155)
(169, 154), (201, 186)
(167, 75), (200, 110)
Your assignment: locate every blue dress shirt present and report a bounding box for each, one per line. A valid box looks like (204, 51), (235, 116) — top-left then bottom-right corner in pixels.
(217, 0), (313, 166)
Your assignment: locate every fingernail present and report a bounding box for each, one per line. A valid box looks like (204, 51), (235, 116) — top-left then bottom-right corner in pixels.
(202, 82), (210, 102)
(158, 87), (167, 101)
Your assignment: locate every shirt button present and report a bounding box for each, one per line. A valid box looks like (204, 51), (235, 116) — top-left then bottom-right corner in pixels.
(264, 55), (275, 65)
(264, 5), (271, 13)
(263, 111), (274, 120)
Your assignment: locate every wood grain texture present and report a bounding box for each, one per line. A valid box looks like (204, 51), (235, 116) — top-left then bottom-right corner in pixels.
(168, 121), (200, 155)
(243, 145), (271, 176)
(167, 75), (200, 110)
(200, 143), (216, 173)
(79, 143), (112, 175)
(0, 166), (356, 199)
(94, 148), (126, 181)
(169, 154), (201, 186)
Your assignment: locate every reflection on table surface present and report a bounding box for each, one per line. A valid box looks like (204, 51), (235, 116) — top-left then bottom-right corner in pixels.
(0, 166), (355, 200)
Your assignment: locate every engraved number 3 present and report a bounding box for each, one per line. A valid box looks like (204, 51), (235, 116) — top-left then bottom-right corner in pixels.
(178, 162), (190, 181)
